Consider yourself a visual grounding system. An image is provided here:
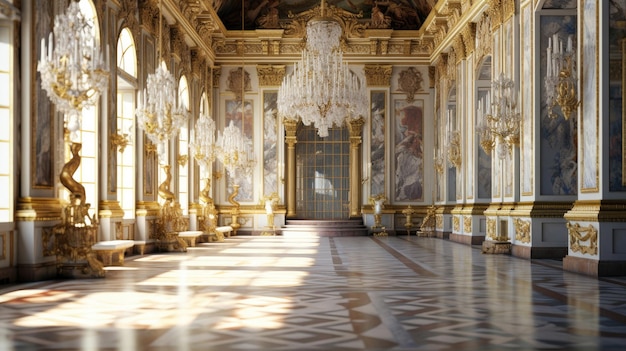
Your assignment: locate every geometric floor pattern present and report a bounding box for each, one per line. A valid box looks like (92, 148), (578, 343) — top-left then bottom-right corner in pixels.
(1, 235), (626, 350)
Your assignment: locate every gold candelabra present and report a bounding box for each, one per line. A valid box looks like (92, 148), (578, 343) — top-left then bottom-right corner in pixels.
(402, 205), (417, 235)
(545, 34), (579, 120)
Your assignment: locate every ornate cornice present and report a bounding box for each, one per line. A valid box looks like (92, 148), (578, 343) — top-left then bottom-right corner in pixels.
(364, 65), (392, 87)
(283, 3), (365, 39)
(461, 22), (476, 56)
(475, 13), (492, 65)
(397, 67), (424, 103)
(256, 65), (285, 87)
(502, 0), (516, 22)
(488, 0), (503, 31)
(452, 36), (466, 62)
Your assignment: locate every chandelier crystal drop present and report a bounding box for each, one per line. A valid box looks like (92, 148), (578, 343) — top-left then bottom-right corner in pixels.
(38, 0), (109, 141)
(136, 62), (189, 164)
(277, 2), (368, 138)
(216, 120), (256, 182)
(190, 112), (217, 178)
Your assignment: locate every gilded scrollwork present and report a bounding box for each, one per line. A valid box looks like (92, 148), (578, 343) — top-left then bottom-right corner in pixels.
(514, 218), (531, 243)
(397, 67), (423, 103)
(463, 215), (472, 234)
(256, 65), (286, 86)
(364, 65), (392, 87)
(486, 218), (496, 240)
(453, 215), (460, 232)
(567, 222), (598, 255)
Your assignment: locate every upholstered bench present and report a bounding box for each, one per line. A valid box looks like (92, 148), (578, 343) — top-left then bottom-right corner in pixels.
(178, 230), (203, 247)
(92, 240), (135, 266)
(216, 226), (233, 239)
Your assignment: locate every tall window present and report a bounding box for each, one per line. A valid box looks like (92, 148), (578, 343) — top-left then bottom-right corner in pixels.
(0, 24), (12, 222)
(66, 0), (99, 217)
(116, 28), (137, 218)
(178, 75), (190, 215)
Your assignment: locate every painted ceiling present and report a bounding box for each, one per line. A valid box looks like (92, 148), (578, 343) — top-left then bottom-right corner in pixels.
(214, 0), (435, 31)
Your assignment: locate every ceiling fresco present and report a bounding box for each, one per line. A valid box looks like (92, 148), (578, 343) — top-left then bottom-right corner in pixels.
(214, 0), (435, 31)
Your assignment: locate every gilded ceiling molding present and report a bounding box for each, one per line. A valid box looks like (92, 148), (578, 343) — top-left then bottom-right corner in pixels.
(452, 36), (466, 63)
(474, 13), (492, 66)
(364, 65), (392, 87)
(139, 0), (158, 33)
(190, 50), (204, 80)
(462, 22), (476, 56)
(397, 67), (424, 103)
(445, 1), (463, 29)
(502, 0), (516, 22)
(119, 0), (140, 43)
(0, 0), (20, 20)
(488, 0), (503, 31)
(256, 65), (286, 87)
(226, 67), (251, 100)
(283, 3), (365, 39)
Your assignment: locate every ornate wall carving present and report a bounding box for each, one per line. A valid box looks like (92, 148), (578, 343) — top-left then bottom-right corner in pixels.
(397, 67), (423, 102)
(514, 218), (531, 243)
(475, 13), (492, 66)
(567, 222), (598, 255)
(256, 65), (285, 86)
(364, 65), (392, 87)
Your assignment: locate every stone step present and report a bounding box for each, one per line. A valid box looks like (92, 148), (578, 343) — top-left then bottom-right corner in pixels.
(279, 219), (369, 237)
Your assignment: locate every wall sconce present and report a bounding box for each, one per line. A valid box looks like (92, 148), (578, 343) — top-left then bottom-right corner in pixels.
(446, 109), (462, 168)
(545, 34), (579, 120)
(477, 73), (520, 160)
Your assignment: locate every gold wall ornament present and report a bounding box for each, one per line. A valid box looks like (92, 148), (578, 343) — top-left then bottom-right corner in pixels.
(364, 65), (393, 87)
(545, 34), (579, 120)
(514, 218), (531, 243)
(447, 130), (462, 168)
(228, 184), (242, 235)
(419, 205), (437, 233)
(256, 65), (286, 86)
(488, 0), (503, 31)
(461, 22), (476, 56)
(453, 36), (466, 63)
(463, 215), (472, 234)
(158, 165), (175, 203)
(475, 13), (492, 66)
(177, 154), (188, 167)
(453, 215), (460, 232)
(111, 131), (130, 153)
(567, 222), (598, 255)
(397, 67), (423, 103)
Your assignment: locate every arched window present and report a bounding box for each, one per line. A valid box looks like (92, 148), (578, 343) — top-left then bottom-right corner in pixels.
(178, 75), (190, 215)
(116, 28), (137, 219)
(0, 22), (12, 222)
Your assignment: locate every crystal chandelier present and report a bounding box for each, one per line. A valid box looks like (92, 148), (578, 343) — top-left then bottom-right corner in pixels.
(277, 0), (368, 138)
(190, 111), (217, 178)
(545, 34), (579, 120)
(135, 0), (188, 164)
(38, 0), (109, 141)
(477, 73), (521, 160)
(216, 119), (255, 181)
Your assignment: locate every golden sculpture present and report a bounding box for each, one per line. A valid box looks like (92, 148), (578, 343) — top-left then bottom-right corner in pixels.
(402, 205), (417, 235)
(60, 142), (86, 206)
(261, 192), (279, 236)
(54, 142), (104, 278)
(155, 165), (187, 251)
(418, 205), (436, 236)
(228, 184), (241, 235)
(198, 178), (221, 241)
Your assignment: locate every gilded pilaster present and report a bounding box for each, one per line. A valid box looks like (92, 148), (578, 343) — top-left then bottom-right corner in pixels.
(348, 117), (365, 218)
(283, 119), (298, 218)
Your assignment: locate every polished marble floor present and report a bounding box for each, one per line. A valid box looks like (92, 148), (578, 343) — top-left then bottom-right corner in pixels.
(1, 235), (626, 351)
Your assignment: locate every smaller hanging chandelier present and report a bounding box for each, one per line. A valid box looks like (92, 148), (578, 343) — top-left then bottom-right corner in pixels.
(277, 0), (368, 137)
(135, 0), (188, 164)
(190, 112), (217, 178)
(38, 0), (109, 141)
(216, 119), (256, 182)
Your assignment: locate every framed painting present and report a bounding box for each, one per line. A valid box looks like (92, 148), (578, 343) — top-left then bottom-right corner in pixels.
(393, 98), (424, 203)
(225, 98), (254, 202)
(370, 91), (386, 198)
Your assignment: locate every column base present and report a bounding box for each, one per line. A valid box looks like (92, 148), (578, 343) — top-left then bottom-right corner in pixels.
(481, 240), (511, 254)
(563, 255), (626, 277)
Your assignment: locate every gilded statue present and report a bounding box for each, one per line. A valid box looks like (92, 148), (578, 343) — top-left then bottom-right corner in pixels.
(158, 165), (175, 203)
(59, 142), (86, 206)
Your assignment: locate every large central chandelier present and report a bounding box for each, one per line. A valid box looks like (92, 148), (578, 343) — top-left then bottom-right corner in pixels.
(38, 0), (109, 142)
(277, 0), (368, 137)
